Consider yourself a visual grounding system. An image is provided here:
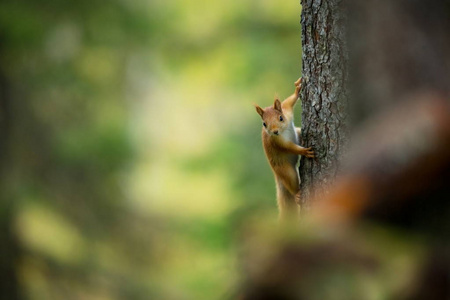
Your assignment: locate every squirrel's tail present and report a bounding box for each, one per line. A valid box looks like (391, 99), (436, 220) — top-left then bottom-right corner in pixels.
(275, 179), (300, 221)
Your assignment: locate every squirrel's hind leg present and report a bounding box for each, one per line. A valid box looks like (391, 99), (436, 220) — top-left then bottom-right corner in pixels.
(275, 165), (300, 197)
(276, 179), (299, 221)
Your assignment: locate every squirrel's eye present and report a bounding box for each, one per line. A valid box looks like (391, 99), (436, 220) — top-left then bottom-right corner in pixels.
(263, 122), (267, 128)
(279, 116), (283, 122)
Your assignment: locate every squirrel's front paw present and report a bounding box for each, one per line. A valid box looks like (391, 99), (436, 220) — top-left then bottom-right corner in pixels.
(303, 147), (315, 158)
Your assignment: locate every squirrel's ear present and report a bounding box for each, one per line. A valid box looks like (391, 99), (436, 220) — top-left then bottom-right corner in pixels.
(254, 105), (264, 118)
(273, 99), (282, 112)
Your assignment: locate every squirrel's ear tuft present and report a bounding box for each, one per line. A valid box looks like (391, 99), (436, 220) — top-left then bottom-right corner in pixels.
(273, 99), (282, 112)
(254, 104), (264, 118)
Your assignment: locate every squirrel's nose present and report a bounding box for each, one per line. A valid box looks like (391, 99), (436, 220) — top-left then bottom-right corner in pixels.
(273, 130), (279, 135)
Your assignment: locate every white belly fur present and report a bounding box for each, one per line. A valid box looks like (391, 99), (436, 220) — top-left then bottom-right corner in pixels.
(281, 122), (297, 145)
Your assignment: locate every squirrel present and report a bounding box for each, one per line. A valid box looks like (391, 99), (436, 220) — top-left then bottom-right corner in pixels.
(254, 78), (314, 220)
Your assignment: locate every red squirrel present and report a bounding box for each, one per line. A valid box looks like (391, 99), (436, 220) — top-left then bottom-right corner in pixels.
(254, 78), (314, 219)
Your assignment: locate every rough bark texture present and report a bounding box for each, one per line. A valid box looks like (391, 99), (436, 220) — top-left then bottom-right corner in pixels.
(299, 0), (348, 209)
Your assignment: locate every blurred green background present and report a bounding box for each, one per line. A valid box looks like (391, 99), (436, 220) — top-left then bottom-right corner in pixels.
(0, 0), (303, 299)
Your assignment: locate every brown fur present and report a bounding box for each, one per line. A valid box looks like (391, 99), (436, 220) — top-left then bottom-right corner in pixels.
(255, 78), (314, 220)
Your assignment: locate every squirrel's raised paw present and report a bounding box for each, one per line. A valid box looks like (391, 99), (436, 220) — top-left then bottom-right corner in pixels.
(294, 78), (302, 95)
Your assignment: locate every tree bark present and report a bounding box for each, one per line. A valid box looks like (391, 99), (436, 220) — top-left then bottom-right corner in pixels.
(299, 0), (348, 210)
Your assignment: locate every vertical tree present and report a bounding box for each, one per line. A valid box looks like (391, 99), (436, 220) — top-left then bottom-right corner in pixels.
(299, 0), (349, 209)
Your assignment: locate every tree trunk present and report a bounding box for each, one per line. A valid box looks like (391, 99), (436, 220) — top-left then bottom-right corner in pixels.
(299, 0), (348, 210)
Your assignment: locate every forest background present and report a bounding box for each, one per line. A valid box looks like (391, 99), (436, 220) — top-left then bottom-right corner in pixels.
(0, 0), (304, 299)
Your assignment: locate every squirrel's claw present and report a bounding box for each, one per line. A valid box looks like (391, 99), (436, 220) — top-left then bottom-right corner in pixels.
(303, 147), (315, 158)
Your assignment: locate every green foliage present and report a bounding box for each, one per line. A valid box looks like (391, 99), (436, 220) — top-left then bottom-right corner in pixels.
(1, 0), (303, 299)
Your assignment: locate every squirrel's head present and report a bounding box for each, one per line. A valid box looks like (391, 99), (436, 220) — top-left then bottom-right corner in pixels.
(254, 98), (287, 136)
